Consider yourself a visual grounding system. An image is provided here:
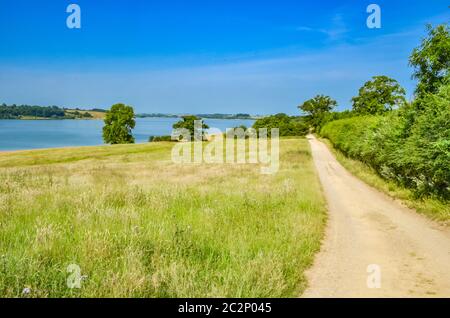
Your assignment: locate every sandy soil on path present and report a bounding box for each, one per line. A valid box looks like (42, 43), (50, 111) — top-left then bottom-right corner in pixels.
(303, 135), (450, 298)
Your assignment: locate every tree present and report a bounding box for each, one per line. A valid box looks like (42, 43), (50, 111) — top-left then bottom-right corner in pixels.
(351, 76), (406, 115)
(102, 103), (136, 144)
(409, 24), (450, 97)
(252, 113), (308, 137)
(298, 95), (337, 128)
(172, 115), (209, 140)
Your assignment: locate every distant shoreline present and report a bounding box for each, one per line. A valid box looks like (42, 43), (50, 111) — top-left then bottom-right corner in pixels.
(0, 117), (257, 152)
(136, 114), (261, 120)
(0, 116), (258, 121)
(1, 104), (261, 120)
(1, 115), (260, 121)
(1, 104), (261, 121)
(4, 117), (103, 121)
(0, 118), (103, 121)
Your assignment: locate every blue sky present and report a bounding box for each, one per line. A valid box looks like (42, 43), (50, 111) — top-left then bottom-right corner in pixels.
(0, 0), (449, 114)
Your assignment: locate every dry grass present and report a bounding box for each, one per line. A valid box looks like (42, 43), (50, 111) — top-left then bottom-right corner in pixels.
(65, 109), (106, 119)
(0, 138), (326, 297)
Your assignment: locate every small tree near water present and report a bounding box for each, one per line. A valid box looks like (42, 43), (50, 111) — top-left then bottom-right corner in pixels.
(102, 103), (136, 144)
(298, 95), (337, 128)
(172, 115), (209, 140)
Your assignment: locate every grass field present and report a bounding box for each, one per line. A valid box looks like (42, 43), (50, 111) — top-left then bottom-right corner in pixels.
(0, 138), (326, 297)
(65, 109), (106, 119)
(320, 138), (450, 224)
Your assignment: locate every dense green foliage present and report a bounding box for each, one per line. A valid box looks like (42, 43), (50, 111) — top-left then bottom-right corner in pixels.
(351, 76), (407, 115)
(298, 95), (337, 128)
(172, 115), (209, 139)
(0, 104), (103, 119)
(309, 110), (356, 131)
(102, 103), (136, 144)
(252, 113), (309, 137)
(410, 24), (450, 97)
(321, 83), (450, 199)
(0, 104), (66, 119)
(320, 23), (450, 201)
(149, 135), (173, 142)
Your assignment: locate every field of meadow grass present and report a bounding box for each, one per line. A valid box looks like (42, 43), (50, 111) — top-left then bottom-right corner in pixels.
(0, 138), (326, 297)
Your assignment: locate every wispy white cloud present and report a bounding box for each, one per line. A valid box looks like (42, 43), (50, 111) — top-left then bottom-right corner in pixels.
(295, 13), (349, 41)
(2, 11), (432, 114)
(0, 29), (417, 114)
(295, 26), (316, 32)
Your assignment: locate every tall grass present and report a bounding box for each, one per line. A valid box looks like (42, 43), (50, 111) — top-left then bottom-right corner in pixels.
(0, 138), (326, 297)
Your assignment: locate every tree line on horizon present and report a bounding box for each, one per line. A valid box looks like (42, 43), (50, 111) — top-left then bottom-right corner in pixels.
(0, 104), (66, 119)
(0, 104), (102, 119)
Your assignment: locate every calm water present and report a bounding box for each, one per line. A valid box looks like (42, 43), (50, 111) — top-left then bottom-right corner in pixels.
(0, 118), (255, 151)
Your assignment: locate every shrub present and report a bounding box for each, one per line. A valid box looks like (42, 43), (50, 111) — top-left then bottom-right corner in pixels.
(321, 85), (450, 200)
(252, 113), (309, 137)
(312, 110), (355, 131)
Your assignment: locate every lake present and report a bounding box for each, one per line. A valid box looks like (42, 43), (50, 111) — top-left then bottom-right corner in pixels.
(0, 118), (255, 151)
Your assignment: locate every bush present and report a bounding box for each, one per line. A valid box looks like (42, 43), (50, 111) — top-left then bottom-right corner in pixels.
(82, 112), (93, 118)
(252, 113), (309, 137)
(312, 110), (355, 131)
(149, 135), (173, 142)
(321, 85), (450, 199)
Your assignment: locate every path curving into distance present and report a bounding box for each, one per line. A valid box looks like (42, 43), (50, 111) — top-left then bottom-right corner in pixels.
(303, 135), (450, 298)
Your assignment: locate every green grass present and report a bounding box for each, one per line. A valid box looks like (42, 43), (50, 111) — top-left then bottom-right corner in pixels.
(0, 138), (326, 297)
(320, 137), (450, 224)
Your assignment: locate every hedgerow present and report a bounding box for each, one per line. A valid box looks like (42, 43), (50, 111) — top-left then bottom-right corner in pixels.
(321, 84), (450, 199)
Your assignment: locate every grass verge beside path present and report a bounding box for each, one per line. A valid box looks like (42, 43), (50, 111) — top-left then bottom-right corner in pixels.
(320, 137), (449, 224)
(0, 138), (326, 297)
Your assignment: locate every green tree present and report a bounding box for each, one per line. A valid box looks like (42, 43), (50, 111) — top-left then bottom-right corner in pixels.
(298, 95), (337, 128)
(351, 76), (406, 115)
(252, 113), (308, 137)
(172, 115), (209, 140)
(409, 23), (450, 97)
(102, 103), (136, 144)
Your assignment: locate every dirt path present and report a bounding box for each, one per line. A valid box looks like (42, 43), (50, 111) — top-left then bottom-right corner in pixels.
(303, 135), (450, 298)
